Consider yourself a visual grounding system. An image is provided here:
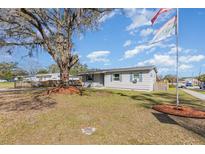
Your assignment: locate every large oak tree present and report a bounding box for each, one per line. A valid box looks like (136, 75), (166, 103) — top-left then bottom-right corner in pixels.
(0, 8), (111, 86)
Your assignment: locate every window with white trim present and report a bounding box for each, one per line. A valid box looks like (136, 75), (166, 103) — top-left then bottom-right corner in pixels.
(113, 74), (120, 81)
(132, 73), (142, 82)
(133, 73), (139, 81)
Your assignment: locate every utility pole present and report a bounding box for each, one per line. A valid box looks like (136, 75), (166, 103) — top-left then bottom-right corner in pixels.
(176, 8), (179, 107)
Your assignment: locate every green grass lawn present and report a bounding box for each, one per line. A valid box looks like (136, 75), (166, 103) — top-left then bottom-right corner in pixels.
(0, 82), (14, 89)
(0, 88), (205, 144)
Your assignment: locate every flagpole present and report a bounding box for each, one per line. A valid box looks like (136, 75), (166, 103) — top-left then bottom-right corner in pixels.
(176, 8), (179, 107)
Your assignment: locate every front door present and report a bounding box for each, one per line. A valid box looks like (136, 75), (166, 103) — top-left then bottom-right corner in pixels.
(101, 73), (104, 86)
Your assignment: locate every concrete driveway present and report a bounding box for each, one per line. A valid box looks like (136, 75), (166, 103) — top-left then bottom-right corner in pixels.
(182, 89), (205, 101)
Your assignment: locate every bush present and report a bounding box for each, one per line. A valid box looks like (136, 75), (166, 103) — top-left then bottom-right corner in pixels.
(169, 84), (176, 88)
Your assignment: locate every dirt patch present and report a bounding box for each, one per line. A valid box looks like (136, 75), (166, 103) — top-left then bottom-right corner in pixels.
(0, 91), (56, 112)
(47, 86), (81, 95)
(153, 104), (205, 119)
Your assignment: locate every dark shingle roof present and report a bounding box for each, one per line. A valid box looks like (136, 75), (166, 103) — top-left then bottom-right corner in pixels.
(78, 65), (157, 75)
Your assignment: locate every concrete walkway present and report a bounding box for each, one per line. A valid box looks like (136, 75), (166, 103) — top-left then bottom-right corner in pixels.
(182, 89), (205, 101)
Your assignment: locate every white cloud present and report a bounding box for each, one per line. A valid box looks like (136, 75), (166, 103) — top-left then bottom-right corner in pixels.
(168, 47), (182, 54)
(145, 47), (156, 54)
(183, 49), (195, 54)
(137, 54), (204, 68)
(137, 54), (175, 67)
(168, 46), (196, 55)
(140, 28), (154, 37)
(87, 50), (111, 63)
(129, 30), (139, 36)
(122, 45), (146, 59)
(124, 8), (154, 32)
(179, 64), (193, 70)
(179, 55), (205, 63)
(123, 40), (132, 47)
(136, 53), (203, 75)
(156, 64), (192, 74)
(99, 10), (117, 23)
(122, 42), (164, 59)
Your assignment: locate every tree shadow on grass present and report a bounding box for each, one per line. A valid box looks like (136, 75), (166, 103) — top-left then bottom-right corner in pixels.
(151, 92), (205, 110)
(112, 92), (163, 109)
(83, 89), (205, 111)
(0, 93), (56, 112)
(81, 88), (114, 97)
(152, 112), (178, 125)
(112, 91), (205, 110)
(152, 111), (205, 139)
(113, 90), (205, 139)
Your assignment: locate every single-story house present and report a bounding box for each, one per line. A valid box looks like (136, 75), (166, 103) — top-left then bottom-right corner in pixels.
(79, 65), (157, 91)
(0, 79), (7, 82)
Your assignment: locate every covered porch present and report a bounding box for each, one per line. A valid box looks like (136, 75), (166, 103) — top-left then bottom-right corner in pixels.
(80, 73), (105, 87)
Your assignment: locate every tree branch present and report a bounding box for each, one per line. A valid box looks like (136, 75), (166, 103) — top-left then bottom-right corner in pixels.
(69, 57), (79, 69)
(20, 9), (46, 40)
(0, 41), (44, 47)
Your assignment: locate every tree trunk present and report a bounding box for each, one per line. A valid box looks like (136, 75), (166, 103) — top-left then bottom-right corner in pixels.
(60, 67), (69, 87)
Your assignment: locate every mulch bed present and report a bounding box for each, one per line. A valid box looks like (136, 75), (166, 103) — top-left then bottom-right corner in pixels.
(47, 86), (81, 95)
(152, 104), (205, 119)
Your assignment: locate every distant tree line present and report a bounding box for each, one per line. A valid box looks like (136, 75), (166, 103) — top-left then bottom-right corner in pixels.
(0, 62), (28, 81)
(36, 62), (88, 76)
(162, 74), (177, 84)
(198, 74), (205, 82)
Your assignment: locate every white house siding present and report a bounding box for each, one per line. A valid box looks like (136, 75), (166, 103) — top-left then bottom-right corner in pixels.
(104, 70), (156, 91)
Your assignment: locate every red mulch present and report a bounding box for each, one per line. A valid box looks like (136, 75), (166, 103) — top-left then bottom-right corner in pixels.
(152, 104), (205, 119)
(46, 86), (81, 95)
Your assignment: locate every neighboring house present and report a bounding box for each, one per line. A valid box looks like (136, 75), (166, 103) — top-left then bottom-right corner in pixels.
(15, 73), (79, 82)
(179, 77), (199, 86)
(34, 73), (60, 81)
(0, 79), (7, 82)
(79, 66), (157, 91)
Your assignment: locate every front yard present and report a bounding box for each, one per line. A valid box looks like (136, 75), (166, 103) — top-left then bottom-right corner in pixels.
(0, 82), (14, 89)
(0, 88), (205, 144)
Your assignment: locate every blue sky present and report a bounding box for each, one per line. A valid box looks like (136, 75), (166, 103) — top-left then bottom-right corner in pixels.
(1, 8), (205, 77)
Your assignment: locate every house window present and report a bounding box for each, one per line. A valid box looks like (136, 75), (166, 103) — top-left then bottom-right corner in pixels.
(113, 74), (120, 81)
(132, 73), (142, 82)
(86, 74), (94, 81)
(133, 73), (139, 81)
